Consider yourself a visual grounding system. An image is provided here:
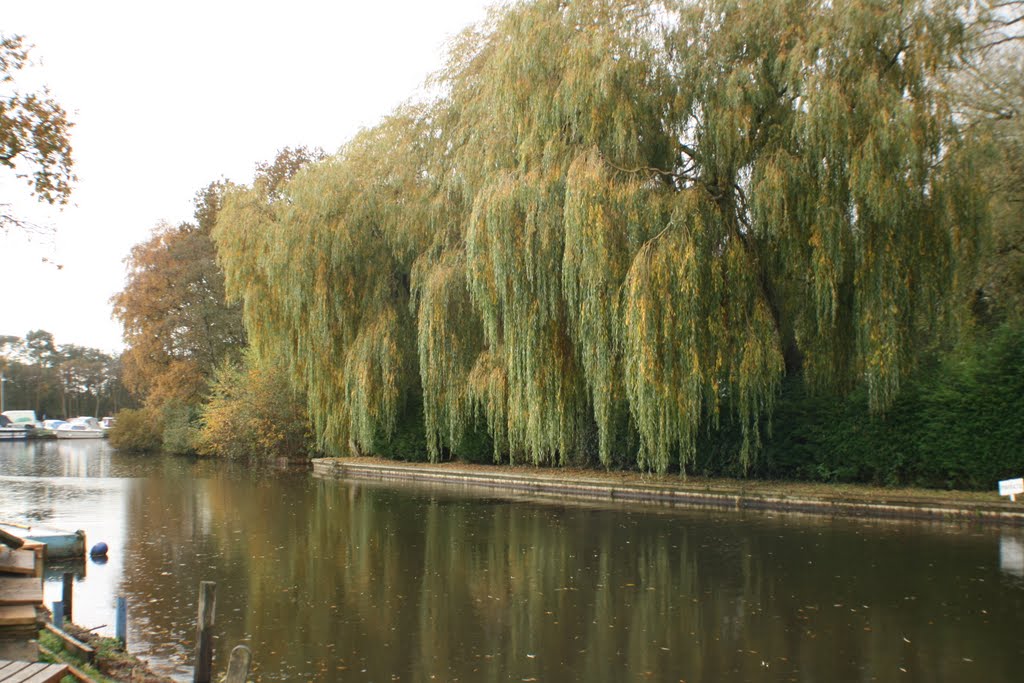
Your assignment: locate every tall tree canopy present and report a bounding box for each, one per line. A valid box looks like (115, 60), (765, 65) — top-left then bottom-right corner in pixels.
(216, 0), (989, 473)
(0, 33), (74, 233)
(0, 330), (128, 417)
(112, 182), (247, 405)
(956, 2), (1024, 324)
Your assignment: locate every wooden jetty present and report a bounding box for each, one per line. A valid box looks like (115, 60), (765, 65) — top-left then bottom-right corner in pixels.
(0, 530), (65, 681)
(0, 541), (46, 639)
(0, 659), (68, 682)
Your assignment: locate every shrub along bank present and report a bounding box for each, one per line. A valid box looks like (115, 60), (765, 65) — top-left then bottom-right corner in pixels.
(702, 323), (1024, 490)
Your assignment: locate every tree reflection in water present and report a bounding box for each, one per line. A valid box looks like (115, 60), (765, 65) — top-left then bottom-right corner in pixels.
(1, 443), (1021, 682)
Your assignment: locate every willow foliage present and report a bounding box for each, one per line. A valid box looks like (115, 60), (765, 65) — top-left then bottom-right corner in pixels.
(215, 0), (987, 474)
(450, 0), (675, 465)
(216, 119), (438, 454)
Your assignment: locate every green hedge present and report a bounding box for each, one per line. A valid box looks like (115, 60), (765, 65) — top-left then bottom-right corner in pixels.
(749, 322), (1024, 489)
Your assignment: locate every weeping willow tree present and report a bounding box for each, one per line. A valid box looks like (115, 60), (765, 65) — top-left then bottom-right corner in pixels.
(442, 0), (677, 465)
(614, 0), (986, 470)
(215, 0), (988, 474)
(215, 112), (447, 455)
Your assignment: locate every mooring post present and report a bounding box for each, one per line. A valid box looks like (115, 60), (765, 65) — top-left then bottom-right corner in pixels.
(224, 645), (252, 683)
(62, 572), (73, 623)
(193, 581), (217, 683)
(52, 600), (64, 630)
(115, 596), (127, 648)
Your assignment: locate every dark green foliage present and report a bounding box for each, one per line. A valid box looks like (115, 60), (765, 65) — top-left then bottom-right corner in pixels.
(734, 322), (1024, 489)
(0, 331), (132, 418)
(453, 419), (497, 465)
(372, 393), (428, 462)
(433, 412), (497, 465)
(161, 401), (199, 456)
(369, 394), (496, 464)
(107, 407), (162, 453)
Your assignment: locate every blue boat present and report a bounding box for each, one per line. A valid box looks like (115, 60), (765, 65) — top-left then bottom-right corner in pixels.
(0, 522), (85, 561)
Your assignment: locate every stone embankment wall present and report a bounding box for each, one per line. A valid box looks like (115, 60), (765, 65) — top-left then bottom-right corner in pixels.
(313, 458), (1024, 526)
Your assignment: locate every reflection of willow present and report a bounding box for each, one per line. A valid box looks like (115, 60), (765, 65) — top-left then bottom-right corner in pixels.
(119, 470), (315, 674)
(309, 482), (730, 681)
(407, 499), (762, 681)
(311, 488), (1021, 682)
(122, 474), (1024, 681)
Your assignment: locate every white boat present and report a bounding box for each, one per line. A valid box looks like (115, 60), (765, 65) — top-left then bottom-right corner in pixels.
(1, 409), (41, 428)
(33, 418), (69, 439)
(55, 416), (106, 439)
(0, 414), (29, 440)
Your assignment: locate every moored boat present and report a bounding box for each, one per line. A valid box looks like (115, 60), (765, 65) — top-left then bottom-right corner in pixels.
(0, 414), (28, 440)
(1, 410), (41, 428)
(55, 417), (105, 439)
(0, 522), (86, 561)
(33, 419), (68, 439)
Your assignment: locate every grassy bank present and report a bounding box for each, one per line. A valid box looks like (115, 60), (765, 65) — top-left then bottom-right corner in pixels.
(39, 625), (174, 683)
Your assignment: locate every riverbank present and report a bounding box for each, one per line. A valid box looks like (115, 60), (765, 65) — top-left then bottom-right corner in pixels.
(39, 623), (175, 683)
(313, 457), (1024, 525)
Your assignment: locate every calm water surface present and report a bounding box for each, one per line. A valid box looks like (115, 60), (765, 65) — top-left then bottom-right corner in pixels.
(1, 440), (1022, 682)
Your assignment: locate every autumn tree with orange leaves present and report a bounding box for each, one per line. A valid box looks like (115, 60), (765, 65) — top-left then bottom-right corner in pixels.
(112, 182), (246, 408)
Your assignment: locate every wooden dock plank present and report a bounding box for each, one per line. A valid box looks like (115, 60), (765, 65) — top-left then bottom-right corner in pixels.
(18, 665), (71, 683)
(0, 548), (36, 576)
(0, 577), (42, 607)
(0, 641), (37, 663)
(19, 543), (44, 579)
(0, 662), (27, 677)
(35, 647), (93, 683)
(0, 661), (69, 683)
(0, 605), (36, 627)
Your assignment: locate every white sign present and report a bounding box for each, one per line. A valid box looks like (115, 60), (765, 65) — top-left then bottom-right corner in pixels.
(998, 477), (1024, 502)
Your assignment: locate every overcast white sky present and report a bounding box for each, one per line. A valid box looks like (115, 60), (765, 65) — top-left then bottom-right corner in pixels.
(1, 0), (493, 354)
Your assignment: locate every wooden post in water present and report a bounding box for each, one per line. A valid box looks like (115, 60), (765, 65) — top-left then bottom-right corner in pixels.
(62, 572), (73, 623)
(224, 645), (252, 683)
(193, 581), (217, 683)
(52, 601), (64, 630)
(115, 596), (127, 648)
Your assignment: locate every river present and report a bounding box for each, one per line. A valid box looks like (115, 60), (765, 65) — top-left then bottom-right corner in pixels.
(1, 439), (1022, 681)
